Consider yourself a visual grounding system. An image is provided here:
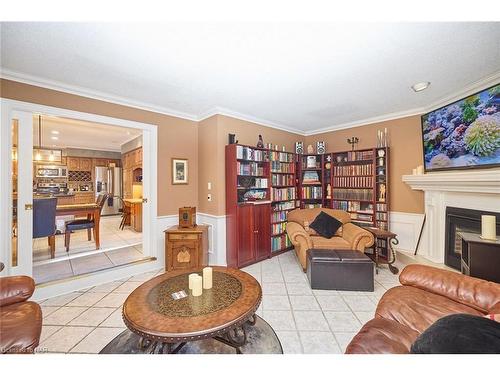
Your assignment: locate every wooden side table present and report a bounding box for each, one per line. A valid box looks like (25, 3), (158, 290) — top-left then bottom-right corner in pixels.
(164, 225), (209, 271)
(364, 227), (399, 275)
(459, 232), (500, 283)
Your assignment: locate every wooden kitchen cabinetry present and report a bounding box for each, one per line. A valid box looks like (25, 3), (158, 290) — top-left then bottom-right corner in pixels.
(164, 225), (209, 271)
(67, 157), (93, 171)
(122, 147), (142, 199)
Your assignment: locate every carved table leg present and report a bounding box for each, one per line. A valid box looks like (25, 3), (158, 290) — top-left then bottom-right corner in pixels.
(214, 322), (249, 354)
(388, 237), (399, 275)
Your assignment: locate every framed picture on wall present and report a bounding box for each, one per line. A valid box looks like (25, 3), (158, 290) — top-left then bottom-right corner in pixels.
(172, 158), (188, 184)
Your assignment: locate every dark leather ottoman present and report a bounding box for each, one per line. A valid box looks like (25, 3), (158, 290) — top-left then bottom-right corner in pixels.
(306, 249), (374, 291)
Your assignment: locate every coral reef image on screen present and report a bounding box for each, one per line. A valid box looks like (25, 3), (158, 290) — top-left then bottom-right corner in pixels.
(422, 84), (500, 171)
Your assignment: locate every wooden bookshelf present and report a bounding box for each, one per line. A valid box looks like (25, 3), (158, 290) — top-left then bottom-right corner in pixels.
(329, 147), (390, 230)
(269, 149), (298, 254)
(297, 154), (325, 208)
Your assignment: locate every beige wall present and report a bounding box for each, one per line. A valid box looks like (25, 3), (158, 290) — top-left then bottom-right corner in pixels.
(197, 114), (306, 215)
(306, 115), (425, 214)
(1, 79), (198, 216)
(2, 78), (424, 216)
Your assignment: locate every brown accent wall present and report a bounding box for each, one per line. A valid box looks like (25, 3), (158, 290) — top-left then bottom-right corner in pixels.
(1, 79), (198, 216)
(306, 115), (425, 214)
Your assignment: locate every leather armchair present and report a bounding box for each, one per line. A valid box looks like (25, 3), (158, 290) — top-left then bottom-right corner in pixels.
(0, 275), (42, 354)
(345, 264), (500, 354)
(286, 208), (374, 270)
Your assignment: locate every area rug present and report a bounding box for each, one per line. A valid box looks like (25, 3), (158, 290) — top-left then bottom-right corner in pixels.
(100, 315), (283, 354)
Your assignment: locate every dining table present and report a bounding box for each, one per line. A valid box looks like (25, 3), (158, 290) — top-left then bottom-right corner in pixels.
(56, 203), (102, 248)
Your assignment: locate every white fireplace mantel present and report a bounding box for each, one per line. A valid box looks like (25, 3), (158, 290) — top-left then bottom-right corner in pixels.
(402, 169), (500, 264)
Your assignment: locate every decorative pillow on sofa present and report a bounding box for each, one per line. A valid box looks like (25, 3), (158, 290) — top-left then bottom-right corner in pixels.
(410, 314), (500, 354)
(309, 212), (343, 239)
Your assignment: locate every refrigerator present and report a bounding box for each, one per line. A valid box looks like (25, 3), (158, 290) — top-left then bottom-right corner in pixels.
(95, 166), (123, 215)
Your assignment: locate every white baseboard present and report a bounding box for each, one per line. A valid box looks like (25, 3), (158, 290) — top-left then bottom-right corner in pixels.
(389, 211), (425, 254)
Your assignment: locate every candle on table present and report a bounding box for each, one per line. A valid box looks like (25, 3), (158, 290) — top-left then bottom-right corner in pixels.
(192, 275), (203, 297)
(481, 215), (497, 240)
(203, 267), (213, 289)
(188, 273), (198, 290)
(416, 165), (424, 175)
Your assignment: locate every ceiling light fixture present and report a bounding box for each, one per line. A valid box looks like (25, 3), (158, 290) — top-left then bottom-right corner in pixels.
(51, 130), (59, 135)
(51, 136), (59, 140)
(411, 82), (431, 92)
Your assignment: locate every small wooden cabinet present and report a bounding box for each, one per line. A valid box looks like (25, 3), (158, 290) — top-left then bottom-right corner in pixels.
(67, 157), (93, 171)
(164, 225), (209, 271)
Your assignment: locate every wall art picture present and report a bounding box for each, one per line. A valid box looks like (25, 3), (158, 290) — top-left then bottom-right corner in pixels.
(421, 83), (500, 171)
(172, 158), (188, 184)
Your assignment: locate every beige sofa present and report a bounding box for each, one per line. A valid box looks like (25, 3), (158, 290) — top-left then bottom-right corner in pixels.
(286, 208), (374, 270)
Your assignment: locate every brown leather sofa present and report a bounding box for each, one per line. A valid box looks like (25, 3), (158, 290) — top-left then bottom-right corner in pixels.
(286, 208), (374, 270)
(346, 264), (500, 354)
(0, 275), (42, 354)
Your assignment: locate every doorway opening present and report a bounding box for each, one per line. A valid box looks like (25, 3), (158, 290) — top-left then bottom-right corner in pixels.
(29, 115), (147, 284)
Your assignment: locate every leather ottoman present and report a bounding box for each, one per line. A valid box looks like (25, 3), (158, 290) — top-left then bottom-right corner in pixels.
(306, 249), (374, 291)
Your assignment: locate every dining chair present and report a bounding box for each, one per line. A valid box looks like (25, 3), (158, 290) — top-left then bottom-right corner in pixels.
(64, 193), (108, 252)
(33, 197), (57, 259)
(118, 197), (131, 230)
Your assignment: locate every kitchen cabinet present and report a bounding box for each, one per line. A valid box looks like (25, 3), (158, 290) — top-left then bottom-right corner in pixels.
(123, 168), (133, 198)
(79, 158), (92, 171)
(94, 158), (108, 167)
(67, 157), (93, 171)
(67, 157), (80, 170)
(73, 192), (95, 204)
(122, 147), (142, 199)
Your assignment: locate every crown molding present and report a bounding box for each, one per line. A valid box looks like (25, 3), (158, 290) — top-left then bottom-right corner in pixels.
(0, 69), (200, 122)
(306, 70), (500, 136)
(198, 106), (306, 136)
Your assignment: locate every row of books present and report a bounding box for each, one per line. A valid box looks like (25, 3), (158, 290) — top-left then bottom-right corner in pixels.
(271, 210), (289, 223)
(332, 200), (374, 213)
(237, 161), (265, 176)
(301, 186), (322, 199)
(376, 212), (388, 221)
(273, 200), (299, 211)
(237, 177), (268, 189)
(272, 222), (287, 235)
(350, 213), (373, 222)
(336, 150), (374, 162)
(332, 188), (373, 201)
(376, 222), (388, 230)
(333, 176), (373, 188)
(304, 203), (322, 208)
(236, 145), (267, 161)
(272, 187), (296, 201)
(376, 203), (387, 212)
(272, 234), (292, 252)
(271, 161), (295, 173)
(334, 164), (373, 176)
(269, 151), (295, 163)
(271, 174), (295, 186)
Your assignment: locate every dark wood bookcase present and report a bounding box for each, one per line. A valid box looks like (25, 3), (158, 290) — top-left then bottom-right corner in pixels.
(226, 143), (390, 268)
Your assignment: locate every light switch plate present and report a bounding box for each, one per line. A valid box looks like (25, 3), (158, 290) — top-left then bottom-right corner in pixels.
(208, 182), (212, 190)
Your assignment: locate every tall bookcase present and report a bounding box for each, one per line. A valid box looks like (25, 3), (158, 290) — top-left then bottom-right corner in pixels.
(269, 150), (299, 254)
(297, 154), (325, 208)
(330, 147), (389, 230)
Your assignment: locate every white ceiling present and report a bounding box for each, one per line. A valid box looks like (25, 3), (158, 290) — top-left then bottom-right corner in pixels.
(32, 115), (142, 152)
(2, 22), (500, 134)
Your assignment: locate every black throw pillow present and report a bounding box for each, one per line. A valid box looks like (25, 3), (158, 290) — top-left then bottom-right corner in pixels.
(410, 314), (500, 354)
(309, 212), (343, 239)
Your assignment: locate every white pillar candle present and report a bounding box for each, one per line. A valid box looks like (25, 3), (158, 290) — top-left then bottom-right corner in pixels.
(192, 275), (203, 297)
(188, 273), (198, 290)
(412, 168), (417, 175)
(481, 215), (497, 240)
(416, 165), (424, 175)
(203, 267), (213, 289)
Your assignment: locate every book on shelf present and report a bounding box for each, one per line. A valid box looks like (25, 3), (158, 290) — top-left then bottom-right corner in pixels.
(269, 151), (295, 163)
(332, 200), (374, 213)
(332, 188), (372, 201)
(236, 145), (267, 161)
(236, 161), (265, 176)
(238, 177), (268, 188)
(301, 186), (322, 199)
(344, 150), (374, 161)
(304, 203), (322, 209)
(302, 170), (320, 183)
(333, 176), (373, 188)
(271, 222), (287, 235)
(271, 161), (295, 173)
(273, 200), (299, 211)
(272, 187), (296, 201)
(272, 234), (292, 252)
(334, 164), (373, 176)
(271, 210), (289, 223)
(271, 174), (295, 186)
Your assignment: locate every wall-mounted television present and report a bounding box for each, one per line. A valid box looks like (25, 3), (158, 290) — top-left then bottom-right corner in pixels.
(421, 83), (500, 172)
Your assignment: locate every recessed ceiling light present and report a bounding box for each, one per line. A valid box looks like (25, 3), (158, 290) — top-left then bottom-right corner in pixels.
(51, 136), (58, 140)
(411, 82), (430, 92)
(51, 130), (59, 135)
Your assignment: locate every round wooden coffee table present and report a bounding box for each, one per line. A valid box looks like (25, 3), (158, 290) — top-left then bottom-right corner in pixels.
(122, 266), (262, 354)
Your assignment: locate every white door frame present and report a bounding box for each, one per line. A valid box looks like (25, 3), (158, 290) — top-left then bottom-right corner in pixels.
(0, 98), (159, 286)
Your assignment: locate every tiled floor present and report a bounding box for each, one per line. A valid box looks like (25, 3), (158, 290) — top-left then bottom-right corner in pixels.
(32, 216), (144, 284)
(33, 216), (142, 262)
(36, 251), (402, 354)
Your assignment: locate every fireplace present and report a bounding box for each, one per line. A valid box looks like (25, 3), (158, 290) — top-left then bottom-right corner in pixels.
(445, 207), (500, 270)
